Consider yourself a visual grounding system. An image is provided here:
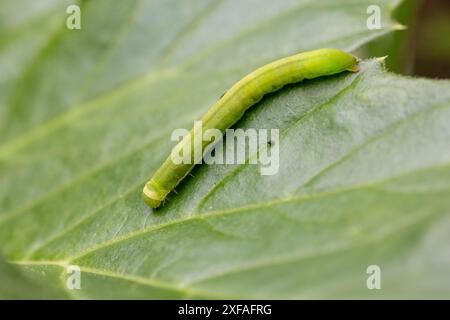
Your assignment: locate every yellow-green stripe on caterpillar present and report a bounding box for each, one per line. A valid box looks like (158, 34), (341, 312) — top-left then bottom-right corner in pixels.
(143, 48), (360, 208)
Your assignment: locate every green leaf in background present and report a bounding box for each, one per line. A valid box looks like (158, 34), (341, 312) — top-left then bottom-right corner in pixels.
(1, 0), (450, 299)
(360, 0), (422, 74)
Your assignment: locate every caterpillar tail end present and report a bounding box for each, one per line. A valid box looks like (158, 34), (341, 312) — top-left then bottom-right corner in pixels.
(142, 182), (164, 209)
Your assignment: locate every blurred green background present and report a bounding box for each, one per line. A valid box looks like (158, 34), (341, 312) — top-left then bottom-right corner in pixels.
(363, 0), (450, 77)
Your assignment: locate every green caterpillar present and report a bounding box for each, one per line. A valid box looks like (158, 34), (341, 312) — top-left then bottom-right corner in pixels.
(143, 48), (359, 208)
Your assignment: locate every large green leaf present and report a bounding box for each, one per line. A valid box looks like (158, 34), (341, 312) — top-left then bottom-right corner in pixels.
(2, 0), (450, 299)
